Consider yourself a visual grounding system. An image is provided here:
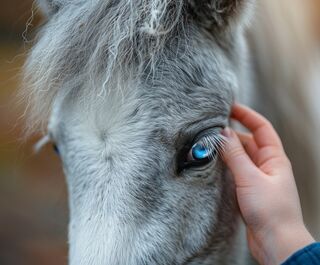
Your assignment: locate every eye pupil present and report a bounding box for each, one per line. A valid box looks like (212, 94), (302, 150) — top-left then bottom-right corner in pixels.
(192, 144), (209, 160)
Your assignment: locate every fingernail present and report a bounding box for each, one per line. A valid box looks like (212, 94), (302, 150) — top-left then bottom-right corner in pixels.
(222, 127), (232, 138)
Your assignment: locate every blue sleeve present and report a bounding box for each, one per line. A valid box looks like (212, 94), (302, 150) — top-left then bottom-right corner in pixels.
(281, 243), (320, 265)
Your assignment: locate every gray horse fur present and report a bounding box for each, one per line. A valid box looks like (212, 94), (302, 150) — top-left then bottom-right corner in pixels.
(24, 0), (258, 264)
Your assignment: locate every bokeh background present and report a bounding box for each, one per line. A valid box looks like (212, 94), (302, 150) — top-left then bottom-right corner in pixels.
(0, 1), (320, 265)
(1, 1), (68, 264)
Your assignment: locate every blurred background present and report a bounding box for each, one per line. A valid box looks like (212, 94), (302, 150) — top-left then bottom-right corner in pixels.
(0, 1), (68, 264)
(0, 1), (320, 265)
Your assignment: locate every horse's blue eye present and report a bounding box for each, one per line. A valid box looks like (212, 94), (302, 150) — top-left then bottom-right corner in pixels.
(177, 129), (224, 173)
(191, 144), (210, 160)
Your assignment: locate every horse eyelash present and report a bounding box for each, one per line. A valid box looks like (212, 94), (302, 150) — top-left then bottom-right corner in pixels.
(198, 133), (227, 159)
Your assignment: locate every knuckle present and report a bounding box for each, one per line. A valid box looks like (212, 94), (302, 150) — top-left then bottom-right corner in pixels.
(228, 147), (245, 160)
(261, 118), (273, 128)
(282, 156), (292, 169)
(264, 120), (273, 128)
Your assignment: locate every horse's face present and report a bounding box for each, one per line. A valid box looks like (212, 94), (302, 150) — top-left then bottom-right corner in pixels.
(28, 0), (251, 264)
(49, 39), (238, 264)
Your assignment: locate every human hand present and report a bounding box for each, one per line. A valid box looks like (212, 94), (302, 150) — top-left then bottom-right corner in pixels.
(222, 104), (315, 265)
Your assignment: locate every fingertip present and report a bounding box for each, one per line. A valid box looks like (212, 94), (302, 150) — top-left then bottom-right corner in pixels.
(231, 103), (245, 117)
(222, 128), (238, 155)
(222, 127), (240, 146)
(221, 127), (243, 158)
(221, 127), (233, 138)
(221, 127), (258, 179)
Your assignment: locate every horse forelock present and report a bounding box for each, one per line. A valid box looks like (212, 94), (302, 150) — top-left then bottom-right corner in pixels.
(23, 0), (189, 134)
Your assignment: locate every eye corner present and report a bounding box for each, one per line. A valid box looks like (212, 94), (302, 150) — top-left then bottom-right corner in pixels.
(52, 143), (60, 155)
(46, 131), (60, 156)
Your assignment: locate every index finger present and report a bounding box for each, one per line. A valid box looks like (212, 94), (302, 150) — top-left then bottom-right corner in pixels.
(231, 103), (283, 149)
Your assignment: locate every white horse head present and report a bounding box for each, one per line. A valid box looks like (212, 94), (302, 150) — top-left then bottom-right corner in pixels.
(24, 0), (255, 264)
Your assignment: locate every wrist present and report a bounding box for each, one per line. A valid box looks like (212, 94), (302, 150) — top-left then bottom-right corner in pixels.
(261, 223), (315, 265)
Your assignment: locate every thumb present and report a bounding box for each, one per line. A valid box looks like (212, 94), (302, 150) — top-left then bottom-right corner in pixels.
(222, 127), (259, 185)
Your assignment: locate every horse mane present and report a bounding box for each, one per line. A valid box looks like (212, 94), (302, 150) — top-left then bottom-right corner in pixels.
(23, 0), (186, 134)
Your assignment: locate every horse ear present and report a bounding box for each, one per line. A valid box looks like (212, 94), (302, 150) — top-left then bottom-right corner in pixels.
(37, 0), (62, 17)
(188, 0), (250, 29)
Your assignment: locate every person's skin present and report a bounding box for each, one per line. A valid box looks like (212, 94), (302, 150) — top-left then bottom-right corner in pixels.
(221, 104), (315, 265)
